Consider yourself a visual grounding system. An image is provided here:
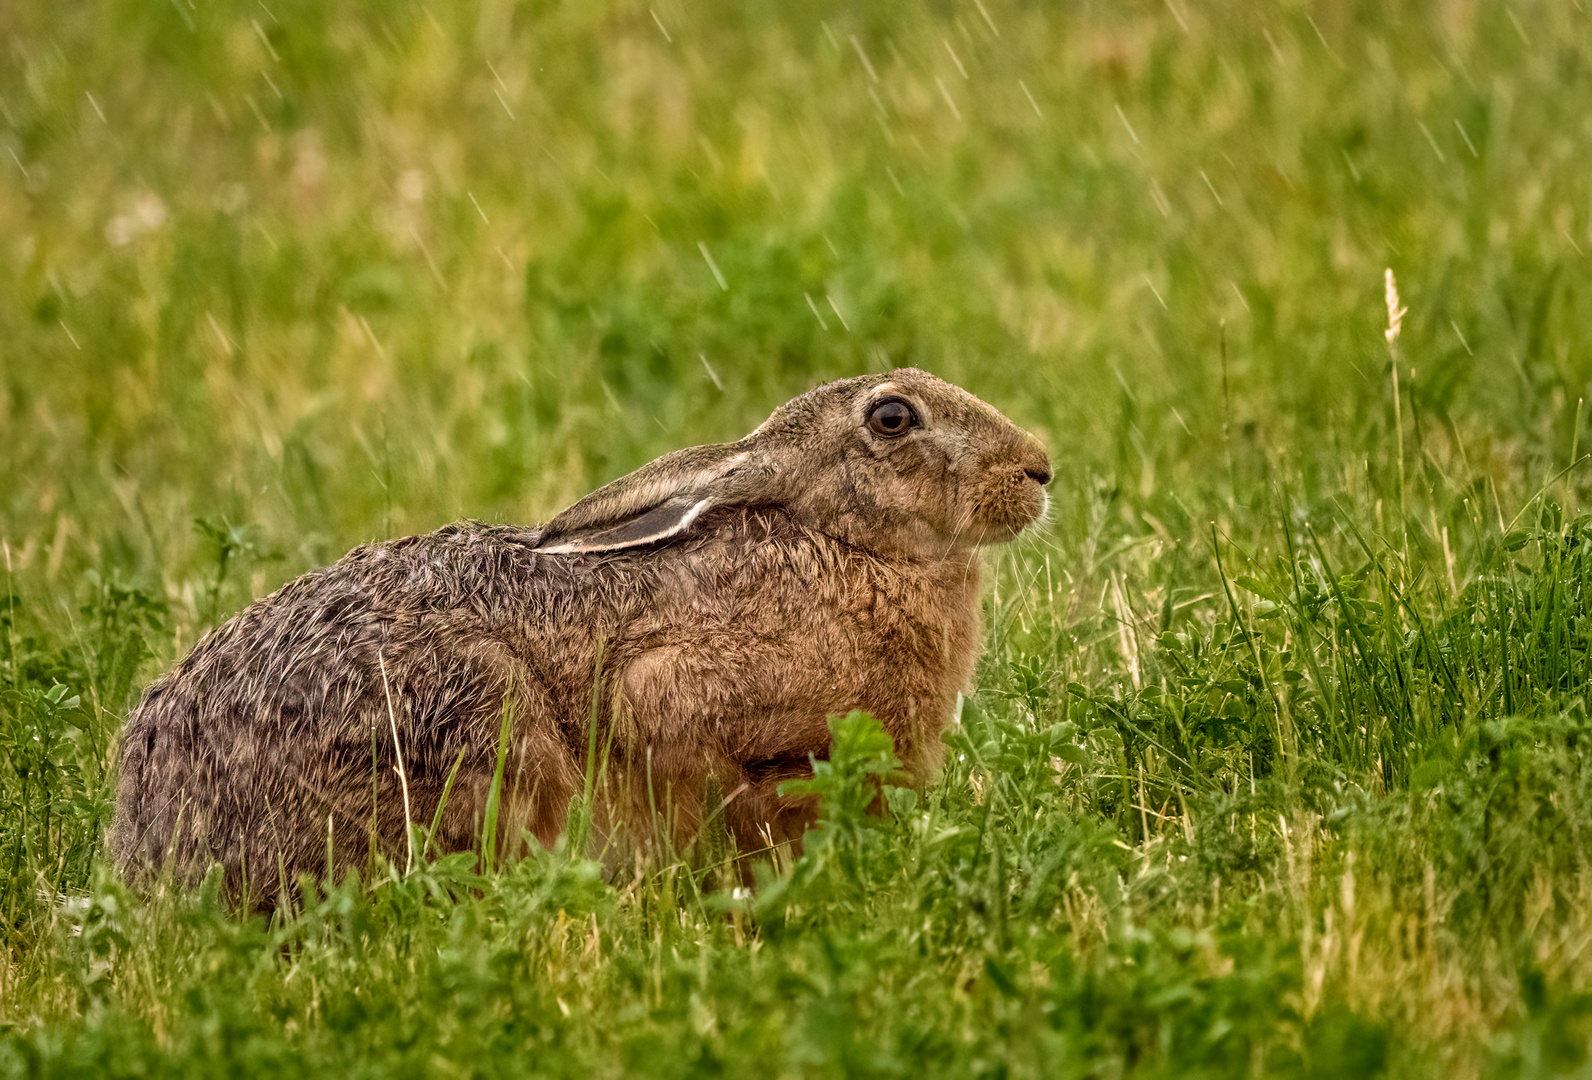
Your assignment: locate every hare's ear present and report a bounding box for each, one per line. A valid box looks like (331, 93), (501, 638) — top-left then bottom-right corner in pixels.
(532, 445), (757, 555)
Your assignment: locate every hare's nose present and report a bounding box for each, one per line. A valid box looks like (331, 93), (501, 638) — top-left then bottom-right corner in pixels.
(1020, 444), (1052, 486)
(1011, 434), (1051, 486)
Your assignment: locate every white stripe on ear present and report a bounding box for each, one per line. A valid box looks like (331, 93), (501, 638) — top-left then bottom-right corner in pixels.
(675, 497), (711, 532)
(536, 496), (715, 555)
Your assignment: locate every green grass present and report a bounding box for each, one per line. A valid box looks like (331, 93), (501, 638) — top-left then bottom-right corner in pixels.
(4, 0), (1592, 1074)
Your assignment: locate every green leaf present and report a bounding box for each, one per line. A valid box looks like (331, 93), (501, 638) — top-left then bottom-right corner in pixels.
(1234, 575), (1282, 602)
(1054, 743), (1090, 766)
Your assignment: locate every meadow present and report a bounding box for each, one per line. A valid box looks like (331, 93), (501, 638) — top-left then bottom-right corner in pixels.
(3, 0), (1592, 1074)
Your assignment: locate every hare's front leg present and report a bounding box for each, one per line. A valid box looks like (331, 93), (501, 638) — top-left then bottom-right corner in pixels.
(717, 758), (819, 857)
(616, 650), (834, 863)
(605, 715), (820, 861)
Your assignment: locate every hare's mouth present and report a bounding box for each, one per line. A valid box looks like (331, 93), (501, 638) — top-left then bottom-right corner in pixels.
(957, 473), (1049, 548)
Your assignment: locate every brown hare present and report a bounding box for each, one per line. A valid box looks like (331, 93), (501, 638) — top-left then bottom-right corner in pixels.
(110, 368), (1051, 905)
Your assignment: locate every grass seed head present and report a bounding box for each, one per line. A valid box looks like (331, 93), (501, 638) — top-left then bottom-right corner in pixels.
(1384, 268), (1408, 345)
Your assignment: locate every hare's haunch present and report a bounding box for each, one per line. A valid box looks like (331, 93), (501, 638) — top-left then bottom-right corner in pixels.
(110, 369), (1051, 905)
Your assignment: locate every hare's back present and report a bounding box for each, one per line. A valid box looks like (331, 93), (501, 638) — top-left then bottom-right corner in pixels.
(126, 522), (544, 744)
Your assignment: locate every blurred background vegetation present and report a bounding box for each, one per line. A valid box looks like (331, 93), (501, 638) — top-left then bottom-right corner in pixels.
(3, 0), (1592, 1075)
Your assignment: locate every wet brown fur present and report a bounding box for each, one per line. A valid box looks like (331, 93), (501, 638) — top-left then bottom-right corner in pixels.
(109, 369), (1050, 906)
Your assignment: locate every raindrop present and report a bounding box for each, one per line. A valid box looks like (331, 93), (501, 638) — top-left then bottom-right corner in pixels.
(943, 39), (967, 79)
(849, 35), (880, 84)
(1114, 103), (1139, 145)
(649, 9), (672, 43)
(699, 355), (723, 390)
(1199, 169), (1224, 207)
(826, 295), (850, 332)
(805, 293), (829, 331)
(1018, 80), (1042, 118)
(936, 78), (962, 120)
(972, 0), (999, 37)
(697, 242), (728, 290)
(1416, 121), (1446, 164)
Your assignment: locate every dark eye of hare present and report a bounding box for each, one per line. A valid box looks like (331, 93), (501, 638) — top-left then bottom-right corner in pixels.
(866, 398), (916, 438)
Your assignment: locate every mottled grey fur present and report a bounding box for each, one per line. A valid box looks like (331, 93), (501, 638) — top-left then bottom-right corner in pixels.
(110, 368), (1050, 906)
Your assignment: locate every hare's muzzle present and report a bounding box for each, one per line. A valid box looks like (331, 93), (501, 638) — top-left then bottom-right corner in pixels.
(956, 439), (1050, 548)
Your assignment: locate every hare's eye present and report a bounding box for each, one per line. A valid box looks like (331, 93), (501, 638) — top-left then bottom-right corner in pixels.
(867, 399), (916, 438)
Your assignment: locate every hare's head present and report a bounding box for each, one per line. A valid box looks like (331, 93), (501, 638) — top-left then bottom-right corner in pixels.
(534, 368), (1050, 560)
